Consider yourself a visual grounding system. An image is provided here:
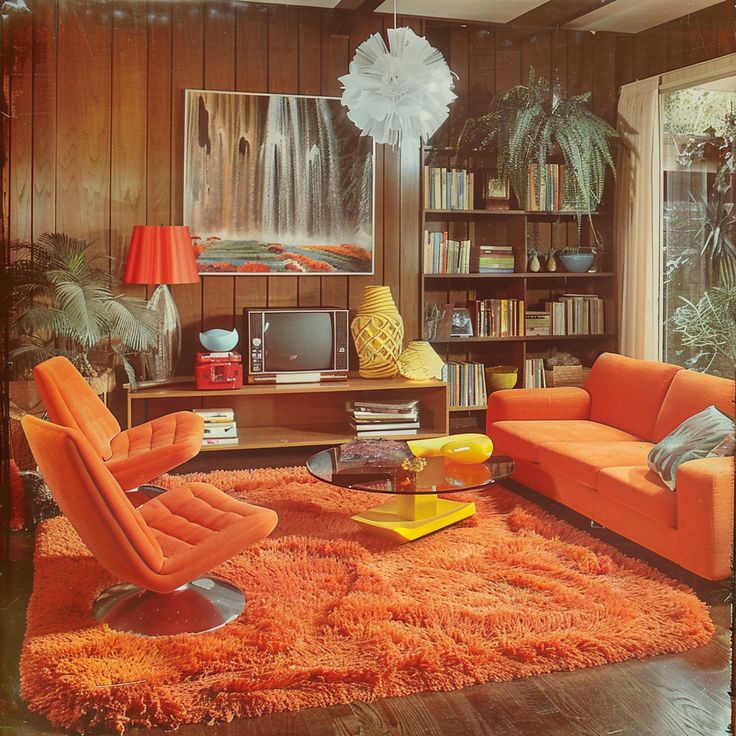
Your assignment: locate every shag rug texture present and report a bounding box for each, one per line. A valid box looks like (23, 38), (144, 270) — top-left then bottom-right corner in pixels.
(21, 466), (714, 733)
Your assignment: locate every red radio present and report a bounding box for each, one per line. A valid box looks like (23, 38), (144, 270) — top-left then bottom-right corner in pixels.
(195, 352), (243, 390)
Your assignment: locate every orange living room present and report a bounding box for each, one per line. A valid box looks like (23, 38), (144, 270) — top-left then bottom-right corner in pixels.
(1, 1), (734, 735)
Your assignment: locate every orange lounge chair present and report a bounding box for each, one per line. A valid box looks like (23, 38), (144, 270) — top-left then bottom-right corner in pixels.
(22, 415), (278, 635)
(32, 356), (204, 490)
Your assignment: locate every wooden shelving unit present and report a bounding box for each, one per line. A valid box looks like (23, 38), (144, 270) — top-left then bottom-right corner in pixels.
(127, 375), (449, 452)
(422, 147), (617, 423)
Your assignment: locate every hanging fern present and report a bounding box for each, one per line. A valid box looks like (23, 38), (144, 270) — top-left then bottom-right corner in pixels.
(7, 232), (158, 387)
(458, 67), (617, 242)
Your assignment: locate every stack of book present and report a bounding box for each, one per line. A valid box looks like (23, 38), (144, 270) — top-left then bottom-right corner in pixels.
(442, 362), (487, 408)
(546, 294), (605, 335)
(478, 245), (515, 274)
(525, 310), (552, 336)
(424, 166), (475, 210)
(524, 358), (547, 388)
(348, 399), (420, 438)
(193, 407), (239, 447)
(468, 298), (525, 337)
(423, 231), (471, 274)
(526, 163), (577, 211)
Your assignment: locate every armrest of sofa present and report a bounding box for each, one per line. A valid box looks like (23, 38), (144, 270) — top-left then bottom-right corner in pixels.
(486, 387), (591, 426)
(676, 456), (734, 580)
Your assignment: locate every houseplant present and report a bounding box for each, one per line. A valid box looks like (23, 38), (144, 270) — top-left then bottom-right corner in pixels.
(458, 67), (617, 240)
(7, 232), (158, 391)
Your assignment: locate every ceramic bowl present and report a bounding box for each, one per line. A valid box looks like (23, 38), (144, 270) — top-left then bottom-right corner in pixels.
(485, 365), (519, 391)
(199, 328), (239, 352)
(559, 252), (595, 273)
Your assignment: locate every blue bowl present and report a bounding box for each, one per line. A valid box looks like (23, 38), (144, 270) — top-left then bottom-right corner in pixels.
(559, 253), (595, 273)
(199, 328), (239, 352)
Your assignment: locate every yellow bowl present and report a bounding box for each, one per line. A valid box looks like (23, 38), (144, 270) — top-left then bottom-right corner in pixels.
(485, 365), (518, 391)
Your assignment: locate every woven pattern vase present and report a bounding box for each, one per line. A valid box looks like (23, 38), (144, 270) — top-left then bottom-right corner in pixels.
(351, 286), (405, 378)
(397, 341), (445, 380)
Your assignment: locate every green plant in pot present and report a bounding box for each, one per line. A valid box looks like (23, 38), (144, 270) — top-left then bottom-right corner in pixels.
(7, 232), (158, 393)
(458, 67), (617, 261)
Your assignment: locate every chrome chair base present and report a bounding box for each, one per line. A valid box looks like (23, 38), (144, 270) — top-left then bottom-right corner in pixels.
(92, 577), (245, 636)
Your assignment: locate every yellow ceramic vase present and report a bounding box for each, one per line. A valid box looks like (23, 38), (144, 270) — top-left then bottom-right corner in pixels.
(397, 341), (445, 380)
(351, 286), (405, 378)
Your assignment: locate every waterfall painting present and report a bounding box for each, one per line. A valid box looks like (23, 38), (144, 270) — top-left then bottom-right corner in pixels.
(184, 90), (374, 275)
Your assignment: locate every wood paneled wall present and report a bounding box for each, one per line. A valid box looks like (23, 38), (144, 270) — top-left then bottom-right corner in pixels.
(2, 0), (732, 421)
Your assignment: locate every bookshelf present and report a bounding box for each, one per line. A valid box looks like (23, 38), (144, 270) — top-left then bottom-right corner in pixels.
(421, 147), (617, 420)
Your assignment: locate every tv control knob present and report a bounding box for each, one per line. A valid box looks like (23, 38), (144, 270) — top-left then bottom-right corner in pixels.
(252, 337), (262, 347)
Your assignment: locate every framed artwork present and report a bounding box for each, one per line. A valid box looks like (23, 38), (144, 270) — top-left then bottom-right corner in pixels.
(424, 301), (453, 341)
(483, 175), (510, 199)
(184, 90), (375, 275)
(450, 308), (474, 337)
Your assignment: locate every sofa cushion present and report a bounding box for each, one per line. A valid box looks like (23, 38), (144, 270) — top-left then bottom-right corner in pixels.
(647, 405), (734, 489)
(652, 368), (735, 442)
(538, 441), (654, 489)
(597, 467), (677, 528)
(489, 420), (638, 463)
(584, 353), (680, 442)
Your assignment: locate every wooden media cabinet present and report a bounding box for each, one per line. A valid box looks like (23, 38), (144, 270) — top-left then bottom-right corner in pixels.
(126, 375), (449, 452)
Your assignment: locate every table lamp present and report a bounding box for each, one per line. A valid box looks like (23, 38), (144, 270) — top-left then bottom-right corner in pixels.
(124, 225), (200, 381)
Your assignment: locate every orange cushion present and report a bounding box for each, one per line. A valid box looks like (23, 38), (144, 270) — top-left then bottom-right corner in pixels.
(107, 412), (204, 490)
(584, 353), (680, 441)
(538, 441), (654, 489)
(140, 482), (278, 583)
(653, 369), (735, 442)
(489, 420), (638, 463)
(597, 466), (677, 528)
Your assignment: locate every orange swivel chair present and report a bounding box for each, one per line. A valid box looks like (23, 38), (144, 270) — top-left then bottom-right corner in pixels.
(22, 415), (278, 635)
(32, 356), (204, 490)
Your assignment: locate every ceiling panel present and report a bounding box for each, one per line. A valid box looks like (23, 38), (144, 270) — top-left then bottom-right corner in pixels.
(254, 0), (339, 7)
(566, 0), (724, 32)
(374, 0), (547, 24)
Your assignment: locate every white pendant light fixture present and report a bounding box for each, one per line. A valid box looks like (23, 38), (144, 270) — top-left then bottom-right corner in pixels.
(339, 1), (457, 148)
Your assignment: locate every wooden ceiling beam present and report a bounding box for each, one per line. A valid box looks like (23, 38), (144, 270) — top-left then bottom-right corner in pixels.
(509, 0), (617, 29)
(332, 0), (385, 35)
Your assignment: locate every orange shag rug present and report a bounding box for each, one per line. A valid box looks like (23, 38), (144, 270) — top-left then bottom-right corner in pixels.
(21, 466), (714, 733)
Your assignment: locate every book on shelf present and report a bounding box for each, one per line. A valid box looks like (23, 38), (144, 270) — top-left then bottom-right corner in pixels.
(423, 231), (471, 274)
(354, 427), (419, 438)
(524, 358), (547, 388)
(348, 399), (419, 414)
(526, 163), (578, 211)
(202, 436), (239, 447)
(202, 421), (238, 439)
(350, 420), (421, 431)
(192, 407), (235, 422)
(423, 166), (475, 210)
(477, 244), (515, 274)
(544, 294), (605, 335)
(441, 362), (487, 408)
(467, 298), (525, 337)
(525, 310), (552, 336)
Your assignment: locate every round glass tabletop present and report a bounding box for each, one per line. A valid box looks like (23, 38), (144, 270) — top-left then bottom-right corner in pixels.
(307, 442), (514, 495)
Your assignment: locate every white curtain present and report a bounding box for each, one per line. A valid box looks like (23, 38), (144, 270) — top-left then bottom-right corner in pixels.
(615, 77), (661, 360)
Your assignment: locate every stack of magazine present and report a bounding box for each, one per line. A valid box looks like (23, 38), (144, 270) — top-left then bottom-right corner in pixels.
(347, 399), (420, 438)
(193, 407), (238, 447)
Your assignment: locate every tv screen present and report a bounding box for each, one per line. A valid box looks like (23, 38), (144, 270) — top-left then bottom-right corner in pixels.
(263, 312), (333, 372)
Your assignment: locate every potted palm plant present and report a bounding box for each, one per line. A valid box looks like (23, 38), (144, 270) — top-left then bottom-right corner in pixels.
(458, 67), (617, 267)
(7, 232), (158, 398)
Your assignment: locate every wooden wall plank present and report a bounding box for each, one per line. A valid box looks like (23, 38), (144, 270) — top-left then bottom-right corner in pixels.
(55, 0), (112, 252)
(110, 0), (147, 292)
(31, 0), (57, 240)
(201, 0), (236, 329)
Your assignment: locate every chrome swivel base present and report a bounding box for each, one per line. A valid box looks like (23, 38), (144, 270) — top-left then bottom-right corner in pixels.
(92, 577), (245, 636)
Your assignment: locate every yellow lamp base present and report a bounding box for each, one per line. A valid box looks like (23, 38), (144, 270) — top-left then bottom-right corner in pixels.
(351, 493), (476, 542)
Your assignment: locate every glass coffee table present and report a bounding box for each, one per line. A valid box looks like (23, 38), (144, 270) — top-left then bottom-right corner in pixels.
(307, 443), (514, 543)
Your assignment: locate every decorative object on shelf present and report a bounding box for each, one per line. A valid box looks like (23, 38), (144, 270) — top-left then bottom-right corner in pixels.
(450, 308), (474, 337)
(339, 5), (456, 148)
(124, 225), (201, 381)
(424, 302), (453, 341)
(457, 67), (617, 226)
(544, 364), (591, 388)
(7, 233), (157, 389)
(673, 285), (736, 372)
(407, 433), (493, 465)
(351, 285), (405, 378)
(528, 247), (541, 273)
(397, 341), (445, 381)
(559, 250), (596, 273)
(482, 174), (511, 210)
(546, 250), (558, 272)
(485, 365), (518, 391)
(199, 328), (239, 352)
(184, 90), (374, 275)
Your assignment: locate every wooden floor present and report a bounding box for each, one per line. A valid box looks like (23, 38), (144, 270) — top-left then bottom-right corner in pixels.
(1, 459), (733, 736)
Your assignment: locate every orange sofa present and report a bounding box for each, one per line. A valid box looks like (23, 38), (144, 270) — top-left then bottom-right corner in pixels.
(487, 353), (734, 580)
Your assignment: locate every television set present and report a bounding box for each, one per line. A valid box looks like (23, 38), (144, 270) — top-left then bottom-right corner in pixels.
(242, 308), (350, 383)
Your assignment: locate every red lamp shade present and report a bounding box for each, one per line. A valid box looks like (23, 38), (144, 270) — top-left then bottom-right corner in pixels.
(124, 225), (200, 285)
